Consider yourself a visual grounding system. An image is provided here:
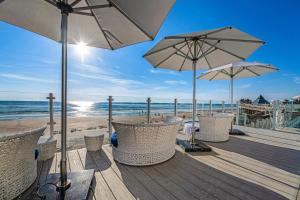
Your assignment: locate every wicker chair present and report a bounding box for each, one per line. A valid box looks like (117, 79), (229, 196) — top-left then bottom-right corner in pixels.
(0, 126), (46, 200)
(112, 121), (181, 166)
(196, 113), (234, 142)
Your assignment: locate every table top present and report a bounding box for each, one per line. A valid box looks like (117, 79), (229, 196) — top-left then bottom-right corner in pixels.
(84, 131), (104, 137)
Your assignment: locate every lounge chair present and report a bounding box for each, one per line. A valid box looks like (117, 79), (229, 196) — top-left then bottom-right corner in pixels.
(112, 121), (181, 166)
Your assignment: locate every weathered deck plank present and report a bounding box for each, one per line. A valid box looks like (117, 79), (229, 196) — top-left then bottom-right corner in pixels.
(49, 153), (57, 174)
(77, 148), (116, 200)
(101, 146), (158, 200)
(88, 149), (136, 200)
(67, 150), (83, 171)
(26, 126), (300, 200)
(188, 148), (297, 199)
(103, 145), (179, 200)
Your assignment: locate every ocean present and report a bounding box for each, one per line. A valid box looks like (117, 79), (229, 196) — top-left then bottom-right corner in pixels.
(0, 100), (233, 120)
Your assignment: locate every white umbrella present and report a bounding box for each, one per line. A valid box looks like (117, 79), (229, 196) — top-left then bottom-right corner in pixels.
(0, 0), (175, 198)
(198, 61), (278, 110)
(144, 27), (264, 151)
(198, 61), (278, 135)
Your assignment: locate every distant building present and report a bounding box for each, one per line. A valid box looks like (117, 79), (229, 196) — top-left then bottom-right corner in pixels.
(253, 94), (270, 105)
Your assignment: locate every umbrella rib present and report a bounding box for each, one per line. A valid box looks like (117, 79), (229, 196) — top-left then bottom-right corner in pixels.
(44, 0), (57, 7)
(85, 0), (114, 50)
(201, 26), (232, 37)
(245, 68), (260, 76)
(232, 67), (244, 77)
(254, 64), (279, 71)
(143, 40), (186, 57)
(108, 0), (153, 40)
(197, 40), (220, 60)
(70, 0), (82, 7)
(202, 40), (245, 60)
(204, 37), (265, 44)
(165, 27), (232, 39)
(178, 53), (188, 71)
(197, 40), (219, 68)
(73, 4), (112, 11)
(173, 46), (193, 60)
(72, 11), (93, 16)
(209, 71), (222, 80)
(198, 48), (213, 69)
(196, 40), (204, 58)
(221, 69), (231, 76)
(185, 40), (194, 59)
(154, 43), (187, 67)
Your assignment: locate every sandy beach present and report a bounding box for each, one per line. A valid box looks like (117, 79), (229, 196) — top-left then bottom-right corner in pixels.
(0, 114), (191, 151)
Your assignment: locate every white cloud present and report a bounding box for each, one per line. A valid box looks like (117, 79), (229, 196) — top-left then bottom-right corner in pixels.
(238, 83), (252, 89)
(150, 69), (180, 75)
(164, 80), (187, 85)
(0, 73), (56, 83)
(73, 63), (122, 76)
(153, 86), (168, 90)
(70, 72), (143, 87)
(293, 77), (300, 84)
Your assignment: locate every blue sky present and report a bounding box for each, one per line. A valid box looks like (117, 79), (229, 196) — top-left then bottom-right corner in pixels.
(0, 0), (299, 103)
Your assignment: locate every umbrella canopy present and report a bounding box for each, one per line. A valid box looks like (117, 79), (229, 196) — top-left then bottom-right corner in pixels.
(253, 94), (270, 105)
(0, 0), (175, 197)
(144, 27), (264, 70)
(198, 61), (278, 109)
(0, 0), (175, 49)
(198, 61), (278, 80)
(144, 27), (264, 146)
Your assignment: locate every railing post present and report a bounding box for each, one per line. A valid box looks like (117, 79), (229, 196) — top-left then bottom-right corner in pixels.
(272, 100), (279, 130)
(243, 113), (247, 126)
(147, 97), (151, 123)
(174, 98), (177, 116)
(222, 101), (225, 113)
(108, 96), (113, 142)
(47, 93), (56, 137)
(235, 100), (239, 125)
(209, 100), (212, 114)
(195, 99), (197, 116)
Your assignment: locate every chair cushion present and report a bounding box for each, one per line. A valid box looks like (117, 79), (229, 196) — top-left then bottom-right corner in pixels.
(111, 132), (118, 147)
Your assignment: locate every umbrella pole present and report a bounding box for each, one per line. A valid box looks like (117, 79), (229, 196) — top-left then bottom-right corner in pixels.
(57, 3), (71, 198)
(230, 73), (234, 112)
(230, 76), (233, 132)
(192, 60), (196, 145)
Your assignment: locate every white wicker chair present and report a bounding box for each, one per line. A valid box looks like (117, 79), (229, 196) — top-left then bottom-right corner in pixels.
(112, 121), (181, 166)
(195, 113), (233, 142)
(0, 126), (46, 200)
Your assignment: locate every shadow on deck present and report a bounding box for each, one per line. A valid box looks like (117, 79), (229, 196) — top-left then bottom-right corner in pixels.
(27, 145), (300, 200)
(207, 136), (300, 175)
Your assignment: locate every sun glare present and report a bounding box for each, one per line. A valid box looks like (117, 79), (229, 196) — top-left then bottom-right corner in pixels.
(75, 42), (90, 61)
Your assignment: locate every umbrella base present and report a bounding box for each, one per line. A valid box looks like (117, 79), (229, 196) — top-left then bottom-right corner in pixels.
(229, 128), (246, 135)
(38, 169), (94, 200)
(176, 139), (211, 152)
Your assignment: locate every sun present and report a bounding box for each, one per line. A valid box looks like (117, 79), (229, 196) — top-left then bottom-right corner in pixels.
(75, 42), (90, 62)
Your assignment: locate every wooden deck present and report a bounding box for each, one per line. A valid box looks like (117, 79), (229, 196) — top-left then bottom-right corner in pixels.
(30, 126), (300, 200)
